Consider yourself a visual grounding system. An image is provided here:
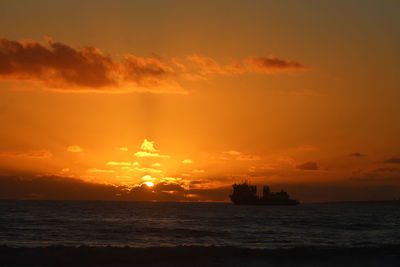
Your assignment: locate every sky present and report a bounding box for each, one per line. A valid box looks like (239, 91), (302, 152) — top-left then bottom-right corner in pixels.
(0, 0), (400, 202)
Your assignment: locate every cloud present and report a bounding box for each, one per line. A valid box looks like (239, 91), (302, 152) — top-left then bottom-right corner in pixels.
(0, 149), (52, 158)
(134, 139), (169, 158)
(187, 54), (228, 75)
(349, 170), (400, 183)
(134, 167), (162, 173)
(0, 37), (309, 93)
(384, 157), (400, 164)
(67, 145), (83, 153)
(119, 147), (128, 151)
(141, 175), (156, 181)
(87, 168), (114, 173)
(0, 37), (183, 94)
(2, 171), (400, 203)
(0, 174), (121, 200)
(224, 150), (241, 156)
(350, 152), (365, 157)
(298, 145), (317, 151)
(296, 161), (319, 170)
(152, 162), (161, 167)
(186, 54), (308, 77)
(220, 150), (260, 161)
(372, 168), (400, 173)
(106, 161), (131, 166)
(134, 151), (170, 158)
(244, 56), (309, 73)
(160, 177), (183, 184)
(182, 159), (193, 164)
(140, 139), (157, 152)
(154, 182), (185, 193)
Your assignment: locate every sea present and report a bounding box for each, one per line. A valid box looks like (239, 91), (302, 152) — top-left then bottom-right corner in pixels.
(1, 200), (400, 266)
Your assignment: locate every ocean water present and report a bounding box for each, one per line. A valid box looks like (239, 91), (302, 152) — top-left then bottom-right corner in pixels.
(1, 200), (400, 249)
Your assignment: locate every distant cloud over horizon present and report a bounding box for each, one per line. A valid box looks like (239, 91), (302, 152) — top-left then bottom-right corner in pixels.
(350, 152), (365, 157)
(220, 150), (261, 161)
(296, 161), (319, 171)
(1, 173), (399, 203)
(383, 157), (400, 164)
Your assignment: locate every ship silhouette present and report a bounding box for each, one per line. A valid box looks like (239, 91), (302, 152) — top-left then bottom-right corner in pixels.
(230, 182), (300, 205)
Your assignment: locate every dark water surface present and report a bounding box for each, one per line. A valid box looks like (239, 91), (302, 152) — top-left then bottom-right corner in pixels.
(1, 200), (399, 249)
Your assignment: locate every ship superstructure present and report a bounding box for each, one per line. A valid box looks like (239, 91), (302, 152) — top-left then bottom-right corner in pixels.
(230, 182), (299, 205)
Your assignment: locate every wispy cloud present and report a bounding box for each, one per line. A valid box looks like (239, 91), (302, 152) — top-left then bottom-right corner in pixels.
(220, 150), (261, 161)
(350, 152), (365, 157)
(87, 168), (114, 173)
(67, 145), (83, 153)
(0, 149), (52, 158)
(106, 161), (132, 166)
(134, 167), (162, 173)
(383, 157), (400, 164)
(134, 151), (170, 158)
(183, 54), (309, 77)
(244, 56), (309, 73)
(296, 161), (319, 171)
(192, 169), (205, 173)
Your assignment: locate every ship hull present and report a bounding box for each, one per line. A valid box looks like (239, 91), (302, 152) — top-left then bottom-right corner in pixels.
(230, 196), (300, 206)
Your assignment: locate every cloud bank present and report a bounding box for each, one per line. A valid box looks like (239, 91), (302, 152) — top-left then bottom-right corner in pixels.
(0, 38), (182, 94)
(0, 37), (309, 93)
(1, 174), (400, 203)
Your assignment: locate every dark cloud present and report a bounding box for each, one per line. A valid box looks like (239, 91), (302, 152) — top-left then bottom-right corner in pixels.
(245, 56), (309, 73)
(372, 168), (400, 173)
(0, 38), (179, 93)
(0, 37), (310, 93)
(0, 175), (120, 200)
(350, 152), (364, 157)
(384, 157), (400, 164)
(186, 187), (231, 202)
(189, 180), (208, 185)
(349, 168), (400, 183)
(275, 183), (400, 203)
(1, 174), (400, 203)
(153, 182), (185, 192)
(0, 150), (52, 158)
(0, 174), (229, 202)
(296, 161), (319, 171)
(186, 54), (309, 77)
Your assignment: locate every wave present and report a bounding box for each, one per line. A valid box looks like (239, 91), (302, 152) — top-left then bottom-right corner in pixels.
(1, 244), (400, 266)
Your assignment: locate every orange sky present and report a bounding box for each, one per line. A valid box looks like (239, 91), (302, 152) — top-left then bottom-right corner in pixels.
(0, 0), (400, 202)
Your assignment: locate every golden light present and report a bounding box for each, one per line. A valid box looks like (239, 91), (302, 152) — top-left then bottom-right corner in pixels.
(142, 181), (154, 187)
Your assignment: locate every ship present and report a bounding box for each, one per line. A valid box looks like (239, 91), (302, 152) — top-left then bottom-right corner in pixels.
(230, 182), (300, 205)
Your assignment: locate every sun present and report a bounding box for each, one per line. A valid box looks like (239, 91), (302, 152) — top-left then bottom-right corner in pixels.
(142, 181), (154, 187)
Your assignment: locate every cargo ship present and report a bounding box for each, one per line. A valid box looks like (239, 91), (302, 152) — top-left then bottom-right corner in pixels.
(230, 182), (300, 205)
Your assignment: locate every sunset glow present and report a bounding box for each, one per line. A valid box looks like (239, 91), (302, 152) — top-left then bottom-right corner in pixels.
(1, 0), (400, 203)
(142, 181), (154, 188)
